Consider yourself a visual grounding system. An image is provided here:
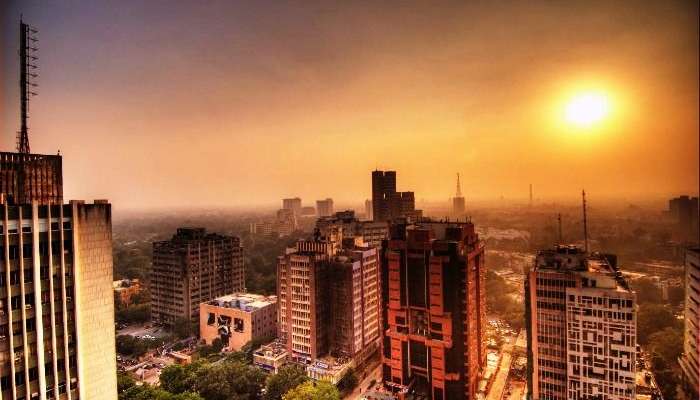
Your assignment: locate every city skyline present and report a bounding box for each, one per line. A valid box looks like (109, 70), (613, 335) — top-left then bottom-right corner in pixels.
(1, 1), (698, 210)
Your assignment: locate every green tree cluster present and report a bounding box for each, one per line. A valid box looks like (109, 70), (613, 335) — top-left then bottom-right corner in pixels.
(282, 381), (340, 400)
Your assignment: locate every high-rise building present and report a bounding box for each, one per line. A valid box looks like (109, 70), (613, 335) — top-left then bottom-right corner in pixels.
(0, 152), (63, 205)
(316, 210), (389, 249)
(316, 198), (334, 217)
(669, 196), (699, 242)
(276, 229), (380, 365)
(525, 245), (637, 400)
(371, 170), (421, 222)
(453, 173), (465, 216)
(379, 221), (486, 400)
(275, 208), (297, 237)
(150, 228), (244, 326)
(680, 248), (700, 398)
(0, 200), (117, 400)
(364, 199), (373, 221)
(282, 198), (302, 216)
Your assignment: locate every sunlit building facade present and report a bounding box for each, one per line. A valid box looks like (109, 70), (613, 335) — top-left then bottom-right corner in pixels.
(526, 246), (637, 400)
(680, 248), (700, 398)
(380, 221), (486, 400)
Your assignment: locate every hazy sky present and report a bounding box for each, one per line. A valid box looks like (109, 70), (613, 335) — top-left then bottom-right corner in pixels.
(2, 1), (698, 210)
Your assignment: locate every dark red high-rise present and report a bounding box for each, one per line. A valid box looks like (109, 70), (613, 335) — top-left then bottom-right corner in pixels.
(380, 220), (485, 400)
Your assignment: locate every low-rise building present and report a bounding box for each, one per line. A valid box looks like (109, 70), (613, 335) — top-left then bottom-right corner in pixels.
(253, 341), (289, 374)
(199, 293), (277, 351)
(113, 278), (142, 306)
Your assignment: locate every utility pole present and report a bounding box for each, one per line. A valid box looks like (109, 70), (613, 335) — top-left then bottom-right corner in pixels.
(18, 17), (38, 154)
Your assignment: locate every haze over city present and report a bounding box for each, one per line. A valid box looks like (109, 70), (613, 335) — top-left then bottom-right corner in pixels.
(2, 1), (697, 210)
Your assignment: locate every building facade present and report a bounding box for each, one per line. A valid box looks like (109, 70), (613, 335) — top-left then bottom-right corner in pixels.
(150, 228), (244, 326)
(282, 198), (302, 216)
(0, 152), (63, 206)
(380, 221), (486, 400)
(199, 293), (277, 351)
(276, 229), (380, 365)
(0, 200), (117, 400)
(316, 199), (334, 218)
(526, 245), (637, 400)
(316, 210), (389, 249)
(680, 248), (700, 398)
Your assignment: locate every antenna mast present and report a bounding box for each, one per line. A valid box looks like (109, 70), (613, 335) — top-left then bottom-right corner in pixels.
(582, 190), (588, 253)
(18, 17), (38, 154)
(557, 213), (562, 243)
(456, 173), (462, 197)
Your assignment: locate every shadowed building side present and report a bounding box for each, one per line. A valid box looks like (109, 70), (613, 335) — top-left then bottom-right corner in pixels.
(0, 152), (63, 206)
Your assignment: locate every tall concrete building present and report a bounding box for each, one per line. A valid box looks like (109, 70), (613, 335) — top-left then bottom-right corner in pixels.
(150, 228), (244, 326)
(316, 198), (334, 217)
(380, 221), (486, 400)
(372, 170), (422, 222)
(680, 248), (700, 398)
(282, 198), (302, 216)
(526, 245), (637, 400)
(364, 199), (373, 221)
(316, 210), (389, 249)
(1, 157), (117, 400)
(276, 229), (380, 365)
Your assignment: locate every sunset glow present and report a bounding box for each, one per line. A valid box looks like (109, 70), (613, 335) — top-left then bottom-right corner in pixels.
(565, 92), (610, 127)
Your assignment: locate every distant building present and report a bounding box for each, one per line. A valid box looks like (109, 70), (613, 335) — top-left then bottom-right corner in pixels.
(316, 210), (389, 248)
(277, 229), (380, 366)
(282, 197), (302, 216)
(276, 208), (297, 236)
(680, 248), (700, 398)
(151, 228), (245, 326)
(316, 198), (334, 217)
(250, 220), (275, 237)
(113, 278), (142, 306)
(526, 245), (637, 400)
(371, 170), (422, 222)
(669, 195), (699, 241)
(301, 206), (316, 216)
(380, 220), (486, 400)
(199, 293), (277, 351)
(365, 199), (373, 220)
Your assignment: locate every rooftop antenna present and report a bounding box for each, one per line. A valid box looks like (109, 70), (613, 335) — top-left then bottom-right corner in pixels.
(582, 190), (588, 253)
(18, 16), (39, 154)
(557, 213), (562, 243)
(456, 173), (462, 197)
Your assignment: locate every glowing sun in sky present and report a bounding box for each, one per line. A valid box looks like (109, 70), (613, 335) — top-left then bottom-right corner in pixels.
(564, 92), (610, 127)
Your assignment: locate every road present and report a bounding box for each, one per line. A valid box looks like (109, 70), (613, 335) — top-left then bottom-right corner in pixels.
(345, 362), (382, 400)
(486, 342), (513, 400)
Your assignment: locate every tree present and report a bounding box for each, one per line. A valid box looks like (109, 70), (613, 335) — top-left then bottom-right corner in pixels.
(116, 335), (149, 357)
(194, 360), (266, 400)
(637, 304), (678, 344)
(631, 278), (663, 304)
(264, 365), (309, 400)
(117, 371), (136, 393)
(282, 381), (340, 400)
(119, 385), (203, 400)
(160, 362), (205, 394)
(173, 317), (196, 339)
(648, 326), (683, 364)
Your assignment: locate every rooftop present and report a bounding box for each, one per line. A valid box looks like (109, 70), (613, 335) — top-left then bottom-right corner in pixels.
(205, 292), (276, 312)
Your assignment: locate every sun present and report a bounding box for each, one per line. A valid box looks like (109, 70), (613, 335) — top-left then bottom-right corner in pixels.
(564, 92), (610, 127)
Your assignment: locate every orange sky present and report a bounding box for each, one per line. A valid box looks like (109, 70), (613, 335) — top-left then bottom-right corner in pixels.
(2, 1), (698, 210)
